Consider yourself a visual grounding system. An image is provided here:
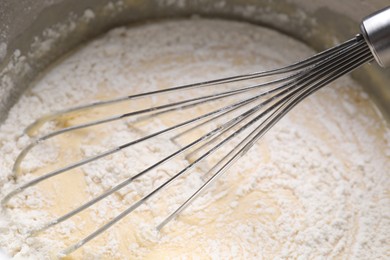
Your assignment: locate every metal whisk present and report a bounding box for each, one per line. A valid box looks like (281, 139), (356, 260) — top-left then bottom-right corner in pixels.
(2, 6), (390, 257)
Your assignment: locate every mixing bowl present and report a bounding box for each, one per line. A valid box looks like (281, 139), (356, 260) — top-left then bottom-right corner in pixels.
(0, 0), (389, 258)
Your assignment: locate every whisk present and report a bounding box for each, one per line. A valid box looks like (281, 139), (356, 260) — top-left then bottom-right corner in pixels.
(2, 6), (390, 257)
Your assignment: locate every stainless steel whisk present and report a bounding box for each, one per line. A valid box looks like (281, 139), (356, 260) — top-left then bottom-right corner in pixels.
(2, 6), (390, 256)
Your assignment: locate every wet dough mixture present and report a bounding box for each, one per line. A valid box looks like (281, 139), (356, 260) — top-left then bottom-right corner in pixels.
(0, 19), (389, 259)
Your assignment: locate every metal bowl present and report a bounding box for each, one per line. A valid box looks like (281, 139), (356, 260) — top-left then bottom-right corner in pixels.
(0, 0), (389, 258)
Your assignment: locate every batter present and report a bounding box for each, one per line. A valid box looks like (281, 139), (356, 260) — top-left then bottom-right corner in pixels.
(0, 18), (389, 259)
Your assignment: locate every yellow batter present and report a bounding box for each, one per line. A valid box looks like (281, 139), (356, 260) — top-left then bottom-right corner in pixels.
(0, 19), (389, 259)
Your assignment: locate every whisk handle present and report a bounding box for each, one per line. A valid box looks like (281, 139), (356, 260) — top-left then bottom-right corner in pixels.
(361, 6), (390, 68)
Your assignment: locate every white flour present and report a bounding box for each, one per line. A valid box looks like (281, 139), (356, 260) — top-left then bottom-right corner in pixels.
(0, 18), (389, 259)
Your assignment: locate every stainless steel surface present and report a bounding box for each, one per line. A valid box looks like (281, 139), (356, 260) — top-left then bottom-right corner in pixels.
(2, 35), (374, 255)
(361, 6), (390, 68)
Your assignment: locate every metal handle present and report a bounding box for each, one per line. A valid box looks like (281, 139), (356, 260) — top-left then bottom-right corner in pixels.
(361, 6), (390, 68)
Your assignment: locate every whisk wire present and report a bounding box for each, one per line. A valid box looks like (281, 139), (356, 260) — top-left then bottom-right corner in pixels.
(1, 32), (377, 257)
(61, 35), (371, 255)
